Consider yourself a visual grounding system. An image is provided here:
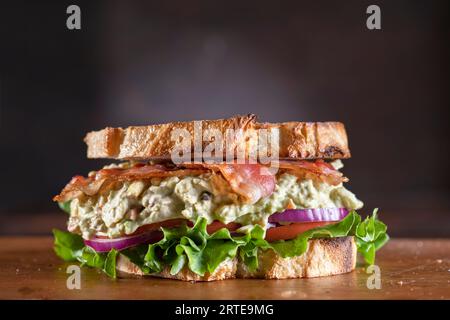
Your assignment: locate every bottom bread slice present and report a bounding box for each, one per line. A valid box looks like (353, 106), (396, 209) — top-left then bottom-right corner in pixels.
(116, 236), (357, 281)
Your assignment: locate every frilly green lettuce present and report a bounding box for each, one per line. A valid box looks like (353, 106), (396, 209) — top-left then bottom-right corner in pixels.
(53, 209), (388, 278)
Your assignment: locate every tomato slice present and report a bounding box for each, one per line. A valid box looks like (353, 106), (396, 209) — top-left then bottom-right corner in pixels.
(265, 221), (335, 242)
(125, 219), (241, 237)
(132, 219), (191, 235)
(206, 221), (241, 234)
(95, 221), (186, 240)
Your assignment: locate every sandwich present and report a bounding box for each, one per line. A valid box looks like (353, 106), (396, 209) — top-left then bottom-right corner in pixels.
(53, 114), (388, 281)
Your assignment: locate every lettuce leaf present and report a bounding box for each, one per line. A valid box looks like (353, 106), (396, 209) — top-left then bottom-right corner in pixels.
(238, 225), (271, 271)
(268, 210), (361, 258)
(354, 209), (389, 264)
(104, 249), (118, 278)
(53, 228), (84, 261)
(268, 210), (388, 264)
(52, 209), (388, 278)
(120, 245), (151, 274)
(57, 201), (71, 214)
(143, 218), (249, 276)
(52, 229), (118, 278)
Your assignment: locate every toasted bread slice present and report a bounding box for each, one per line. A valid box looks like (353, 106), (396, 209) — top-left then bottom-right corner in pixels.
(116, 236), (356, 281)
(237, 236), (357, 279)
(116, 256), (237, 281)
(85, 115), (350, 160)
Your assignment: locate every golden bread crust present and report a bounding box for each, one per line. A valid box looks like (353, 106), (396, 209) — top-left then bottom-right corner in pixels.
(85, 115), (350, 160)
(237, 236), (357, 279)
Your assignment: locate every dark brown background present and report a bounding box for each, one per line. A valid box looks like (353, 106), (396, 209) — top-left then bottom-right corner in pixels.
(1, 0), (449, 237)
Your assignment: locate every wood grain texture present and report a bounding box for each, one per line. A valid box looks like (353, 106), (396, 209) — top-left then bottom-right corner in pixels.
(0, 238), (449, 300)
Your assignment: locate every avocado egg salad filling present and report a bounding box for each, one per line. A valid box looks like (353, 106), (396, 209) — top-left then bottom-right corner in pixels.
(53, 160), (388, 278)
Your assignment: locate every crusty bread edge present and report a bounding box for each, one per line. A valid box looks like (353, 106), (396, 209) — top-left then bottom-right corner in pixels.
(85, 114), (351, 160)
(116, 236), (356, 281)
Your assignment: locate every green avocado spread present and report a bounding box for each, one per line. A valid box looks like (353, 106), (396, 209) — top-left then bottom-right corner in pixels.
(67, 169), (363, 239)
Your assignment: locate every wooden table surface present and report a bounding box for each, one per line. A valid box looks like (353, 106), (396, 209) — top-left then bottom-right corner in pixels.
(0, 237), (449, 300)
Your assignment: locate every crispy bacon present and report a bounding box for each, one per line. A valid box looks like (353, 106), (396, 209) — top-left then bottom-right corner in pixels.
(96, 163), (207, 181)
(53, 164), (209, 202)
(57, 175), (107, 200)
(277, 159), (348, 186)
(201, 163), (276, 204)
(54, 159), (344, 204)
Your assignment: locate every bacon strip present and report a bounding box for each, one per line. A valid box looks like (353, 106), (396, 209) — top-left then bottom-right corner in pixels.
(55, 175), (108, 202)
(96, 163), (208, 181)
(54, 160), (343, 204)
(54, 161), (277, 204)
(53, 164), (209, 202)
(277, 159), (348, 186)
(202, 163), (276, 204)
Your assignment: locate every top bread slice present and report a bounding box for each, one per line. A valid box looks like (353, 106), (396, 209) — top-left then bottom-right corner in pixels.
(84, 114), (350, 160)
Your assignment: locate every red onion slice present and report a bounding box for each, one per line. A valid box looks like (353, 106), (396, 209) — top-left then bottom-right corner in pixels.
(268, 208), (349, 223)
(84, 230), (163, 252)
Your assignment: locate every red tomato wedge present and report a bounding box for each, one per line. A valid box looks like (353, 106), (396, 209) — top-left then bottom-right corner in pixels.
(265, 221), (335, 242)
(94, 219), (190, 239)
(206, 221), (241, 234)
(134, 219), (241, 235)
(132, 219), (191, 235)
